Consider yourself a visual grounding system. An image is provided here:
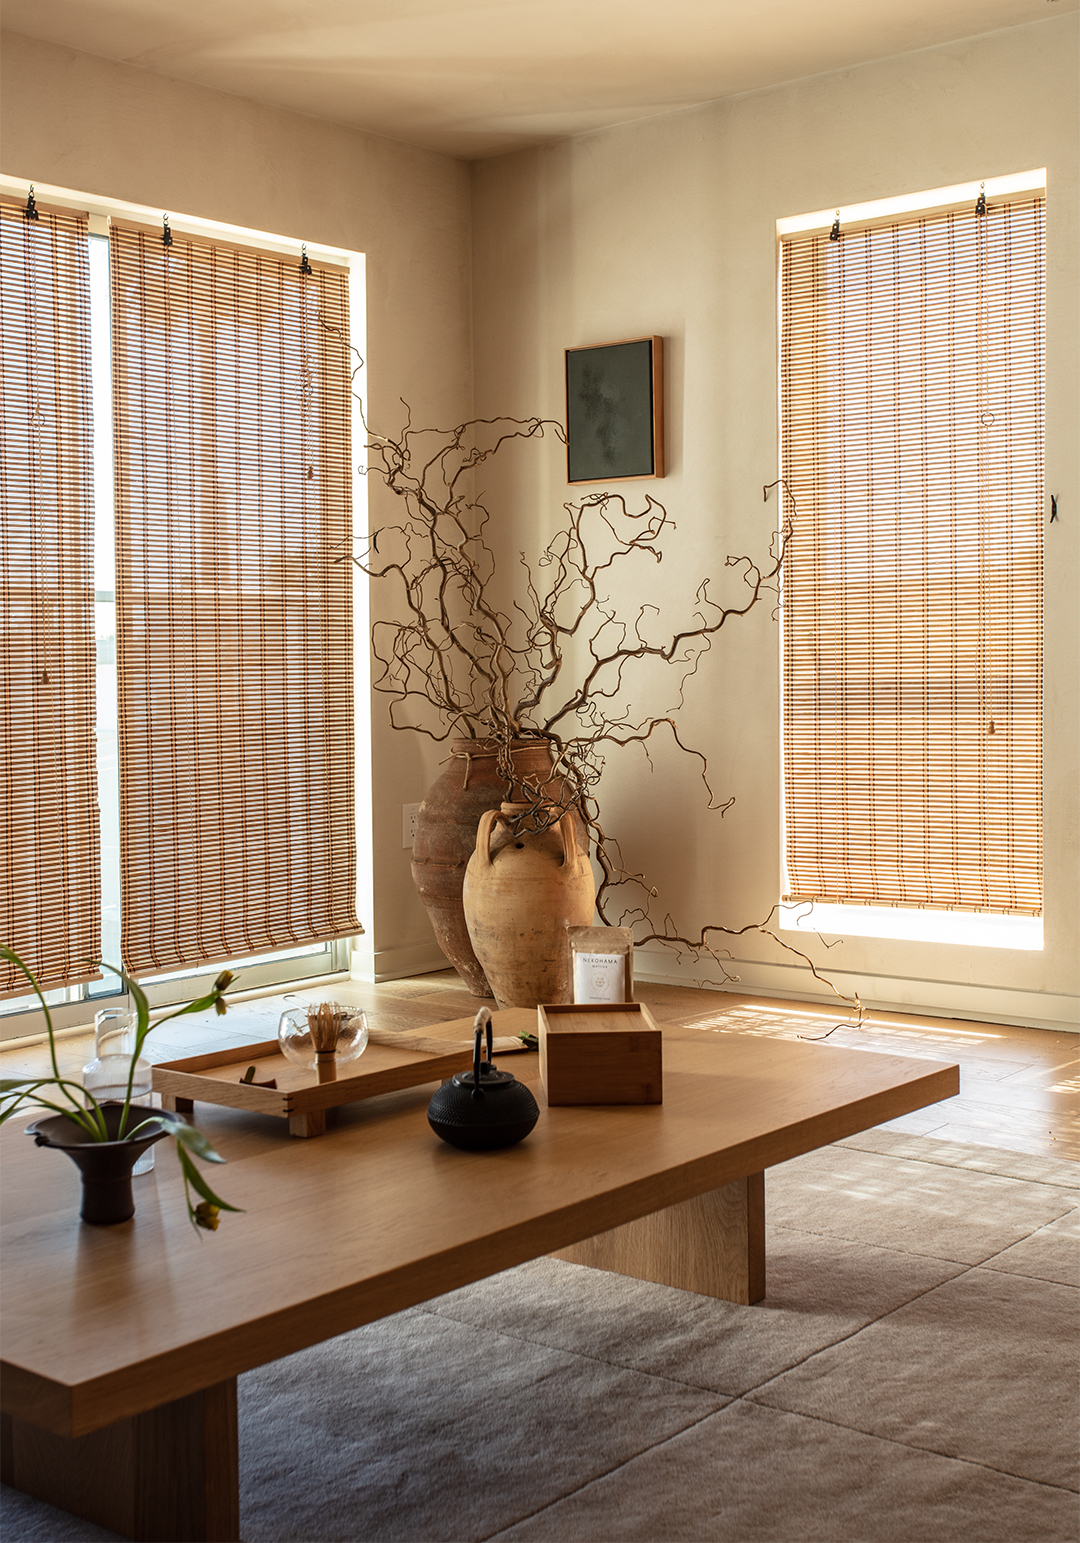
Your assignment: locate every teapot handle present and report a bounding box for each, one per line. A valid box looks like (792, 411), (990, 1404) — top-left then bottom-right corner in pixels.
(472, 1007), (494, 1096)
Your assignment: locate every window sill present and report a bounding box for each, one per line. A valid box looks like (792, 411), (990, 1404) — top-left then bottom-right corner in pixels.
(778, 903), (1043, 951)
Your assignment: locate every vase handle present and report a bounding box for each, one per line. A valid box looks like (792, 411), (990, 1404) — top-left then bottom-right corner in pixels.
(475, 809), (499, 867)
(556, 812), (578, 869)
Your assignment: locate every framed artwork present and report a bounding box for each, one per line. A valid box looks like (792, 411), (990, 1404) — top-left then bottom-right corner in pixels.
(565, 336), (664, 484)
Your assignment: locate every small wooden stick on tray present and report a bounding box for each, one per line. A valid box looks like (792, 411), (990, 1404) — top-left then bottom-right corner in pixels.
(366, 1027), (528, 1057)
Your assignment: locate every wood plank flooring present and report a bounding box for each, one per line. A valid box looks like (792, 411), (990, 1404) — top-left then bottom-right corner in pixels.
(3, 970), (1076, 1160)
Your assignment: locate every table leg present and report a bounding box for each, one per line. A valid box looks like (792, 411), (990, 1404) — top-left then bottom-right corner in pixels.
(551, 1172), (766, 1304)
(1, 1377), (239, 1542)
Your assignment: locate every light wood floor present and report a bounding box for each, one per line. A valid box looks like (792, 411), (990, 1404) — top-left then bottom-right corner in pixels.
(3, 970), (1076, 1161)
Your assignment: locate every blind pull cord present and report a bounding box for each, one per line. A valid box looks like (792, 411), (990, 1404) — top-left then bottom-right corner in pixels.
(975, 182), (987, 217)
(299, 244), (314, 276)
(829, 210), (841, 241)
(162, 213), (173, 248)
(23, 184), (39, 221)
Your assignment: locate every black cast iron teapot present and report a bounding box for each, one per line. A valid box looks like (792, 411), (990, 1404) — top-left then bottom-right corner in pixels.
(427, 1008), (539, 1151)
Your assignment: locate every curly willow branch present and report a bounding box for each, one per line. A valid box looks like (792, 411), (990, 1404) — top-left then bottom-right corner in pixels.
(348, 395), (856, 1012)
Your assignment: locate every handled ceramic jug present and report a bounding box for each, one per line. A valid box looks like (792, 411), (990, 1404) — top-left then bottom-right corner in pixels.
(462, 802), (596, 1009)
(410, 738), (586, 998)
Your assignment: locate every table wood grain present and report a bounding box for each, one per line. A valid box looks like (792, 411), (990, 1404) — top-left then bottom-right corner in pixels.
(1, 1020), (958, 1440)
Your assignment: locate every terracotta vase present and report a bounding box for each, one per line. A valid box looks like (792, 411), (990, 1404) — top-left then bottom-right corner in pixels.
(462, 802), (597, 1010)
(411, 739), (583, 998)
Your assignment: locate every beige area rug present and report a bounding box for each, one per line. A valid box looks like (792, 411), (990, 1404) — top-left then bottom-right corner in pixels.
(3, 1133), (1077, 1543)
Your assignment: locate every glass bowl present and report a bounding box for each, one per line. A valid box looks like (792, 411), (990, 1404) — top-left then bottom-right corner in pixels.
(277, 1003), (369, 1073)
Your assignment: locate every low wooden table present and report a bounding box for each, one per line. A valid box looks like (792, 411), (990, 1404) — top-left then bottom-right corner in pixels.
(1, 1015), (957, 1541)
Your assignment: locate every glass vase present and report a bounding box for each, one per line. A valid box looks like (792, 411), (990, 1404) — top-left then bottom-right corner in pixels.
(277, 1003), (368, 1083)
(83, 1010), (156, 1174)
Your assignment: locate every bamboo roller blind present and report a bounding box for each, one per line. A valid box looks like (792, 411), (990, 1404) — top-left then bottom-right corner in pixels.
(0, 198), (101, 994)
(781, 197), (1044, 915)
(110, 223), (359, 976)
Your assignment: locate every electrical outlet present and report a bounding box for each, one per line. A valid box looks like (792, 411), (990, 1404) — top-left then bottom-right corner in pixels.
(402, 803), (421, 849)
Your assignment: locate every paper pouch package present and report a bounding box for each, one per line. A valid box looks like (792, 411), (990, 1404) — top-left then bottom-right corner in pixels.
(568, 926), (635, 1004)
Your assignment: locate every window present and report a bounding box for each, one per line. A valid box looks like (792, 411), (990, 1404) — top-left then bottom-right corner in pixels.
(778, 176), (1045, 947)
(1, 185), (365, 1034)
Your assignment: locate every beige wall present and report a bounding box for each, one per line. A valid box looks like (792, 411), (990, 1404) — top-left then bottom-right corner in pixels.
(0, 29), (473, 973)
(470, 17), (1079, 1027)
(3, 22), (1076, 1025)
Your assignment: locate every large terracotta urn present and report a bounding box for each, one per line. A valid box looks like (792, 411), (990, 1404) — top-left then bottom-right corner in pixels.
(411, 739), (583, 998)
(462, 803), (596, 1010)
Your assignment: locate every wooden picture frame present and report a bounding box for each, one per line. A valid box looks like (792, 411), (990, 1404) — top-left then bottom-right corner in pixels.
(565, 336), (664, 484)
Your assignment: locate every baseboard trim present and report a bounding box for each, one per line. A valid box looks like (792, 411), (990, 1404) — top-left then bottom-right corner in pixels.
(352, 943), (450, 984)
(633, 948), (1078, 1033)
(346, 939), (1077, 1031)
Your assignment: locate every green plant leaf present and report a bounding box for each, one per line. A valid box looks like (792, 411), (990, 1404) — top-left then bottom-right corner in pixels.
(0, 1096), (99, 1133)
(0, 1078), (108, 1138)
(95, 963), (155, 1136)
(140, 971), (237, 1034)
(128, 975), (153, 1057)
(170, 1121), (228, 1164)
(177, 1143), (243, 1215)
(127, 1111), (227, 1165)
(96, 962), (152, 1058)
(0, 944), (59, 1080)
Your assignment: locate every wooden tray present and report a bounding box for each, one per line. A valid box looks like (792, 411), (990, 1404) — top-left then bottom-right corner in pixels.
(152, 1014), (534, 1138)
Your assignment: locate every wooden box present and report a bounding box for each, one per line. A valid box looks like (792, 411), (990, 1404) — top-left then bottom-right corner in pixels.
(537, 1002), (663, 1105)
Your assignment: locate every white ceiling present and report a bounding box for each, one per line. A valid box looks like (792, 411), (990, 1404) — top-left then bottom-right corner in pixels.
(4, 0), (1070, 158)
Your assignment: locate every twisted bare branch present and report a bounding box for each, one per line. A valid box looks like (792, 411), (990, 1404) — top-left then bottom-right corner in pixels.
(348, 404), (852, 1009)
